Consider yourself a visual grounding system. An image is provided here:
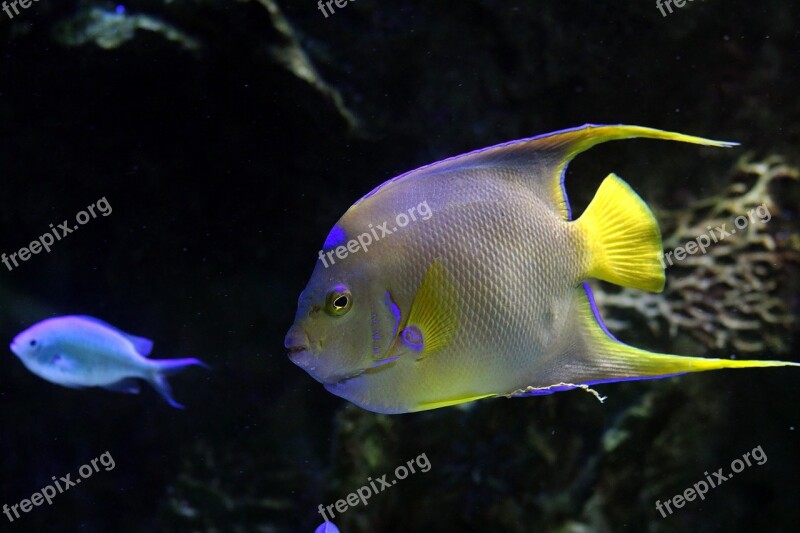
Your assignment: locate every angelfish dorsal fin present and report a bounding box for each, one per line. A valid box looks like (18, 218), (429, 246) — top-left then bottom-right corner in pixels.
(487, 125), (736, 220)
(403, 260), (459, 359)
(369, 125), (736, 220)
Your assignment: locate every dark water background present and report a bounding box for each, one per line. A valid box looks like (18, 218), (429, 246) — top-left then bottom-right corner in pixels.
(1, 1), (798, 532)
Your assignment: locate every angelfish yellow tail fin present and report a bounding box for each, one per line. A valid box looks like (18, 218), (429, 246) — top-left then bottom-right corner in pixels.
(575, 173), (665, 292)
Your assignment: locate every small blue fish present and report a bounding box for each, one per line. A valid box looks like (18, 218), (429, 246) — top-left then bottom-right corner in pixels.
(10, 315), (207, 408)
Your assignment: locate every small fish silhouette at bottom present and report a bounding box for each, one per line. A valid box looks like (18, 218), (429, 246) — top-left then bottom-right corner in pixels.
(314, 521), (339, 533)
(10, 315), (208, 409)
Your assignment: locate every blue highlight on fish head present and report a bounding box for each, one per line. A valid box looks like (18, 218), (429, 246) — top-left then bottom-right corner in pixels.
(323, 225), (348, 251)
(115, 5), (126, 14)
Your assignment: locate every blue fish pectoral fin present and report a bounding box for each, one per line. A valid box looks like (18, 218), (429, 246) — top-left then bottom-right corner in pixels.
(526, 284), (800, 395)
(52, 353), (79, 372)
(401, 260), (459, 360)
(147, 358), (209, 409)
(101, 378), (142, 394)
(73, 315), (154, 356)
(573, 173), (665, 292)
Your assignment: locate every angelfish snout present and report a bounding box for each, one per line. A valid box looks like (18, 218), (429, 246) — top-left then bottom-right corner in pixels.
(285, 326), (311, 367)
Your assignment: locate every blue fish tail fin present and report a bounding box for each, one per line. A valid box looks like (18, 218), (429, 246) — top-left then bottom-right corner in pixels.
(148, 358), (209, 409)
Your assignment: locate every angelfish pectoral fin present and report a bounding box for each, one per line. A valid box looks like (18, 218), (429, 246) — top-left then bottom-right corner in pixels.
(544, 284), (800, 391)
(401, 260), (459, 360)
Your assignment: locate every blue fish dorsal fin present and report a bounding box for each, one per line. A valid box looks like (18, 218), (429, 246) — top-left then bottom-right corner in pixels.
(73, 315), (154, 356)
(358, 125), (736, 220)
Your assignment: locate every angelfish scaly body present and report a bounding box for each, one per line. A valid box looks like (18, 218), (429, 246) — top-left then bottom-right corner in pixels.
(286, 124), (799, 414)
(10, 315), (207, 409)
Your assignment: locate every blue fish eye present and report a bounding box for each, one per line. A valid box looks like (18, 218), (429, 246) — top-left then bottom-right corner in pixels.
(29, 339), (37, 347)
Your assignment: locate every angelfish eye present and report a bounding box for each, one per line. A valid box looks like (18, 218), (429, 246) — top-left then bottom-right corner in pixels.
(325, 286), (352, 316)
(29, 340), (37, 347)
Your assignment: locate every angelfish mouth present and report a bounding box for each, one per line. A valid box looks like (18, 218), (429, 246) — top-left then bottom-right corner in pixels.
(287, 346), (307, 356)
(287, 345), (315, 372)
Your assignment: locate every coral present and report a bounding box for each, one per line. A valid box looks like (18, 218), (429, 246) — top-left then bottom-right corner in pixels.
(53, 6), (200, 51)
(256, 0), (362, 134)
(159, 441), (302, 532)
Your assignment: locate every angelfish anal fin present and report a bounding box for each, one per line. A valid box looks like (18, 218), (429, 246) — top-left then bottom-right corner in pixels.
(535, 283), (800, 392)
(101, 378), (142, 395)
(403, 260), (459, 360)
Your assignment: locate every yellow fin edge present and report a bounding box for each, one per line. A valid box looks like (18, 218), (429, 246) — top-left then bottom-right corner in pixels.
(415, 393), (496, 412)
